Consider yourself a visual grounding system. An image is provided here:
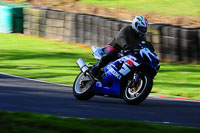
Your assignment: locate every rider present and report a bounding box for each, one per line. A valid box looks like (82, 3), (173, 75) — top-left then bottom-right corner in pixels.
(90, 16), (155, 77)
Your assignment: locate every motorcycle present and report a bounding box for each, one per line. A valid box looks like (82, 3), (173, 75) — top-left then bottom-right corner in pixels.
(73, 41), (160, 105)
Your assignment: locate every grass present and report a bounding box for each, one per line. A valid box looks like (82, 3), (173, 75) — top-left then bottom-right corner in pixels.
(0, 111), (199, 132)
(0, 33), (95, 85)
(153, 63), (200, 99)
(0, 0), (30, 7)
(81, 0), (200, 17)
(0, 33), (200, 100)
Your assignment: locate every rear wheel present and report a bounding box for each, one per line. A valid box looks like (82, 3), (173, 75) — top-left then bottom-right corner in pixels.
(123, 73), (153, 105)
(73, 72), (94, 100)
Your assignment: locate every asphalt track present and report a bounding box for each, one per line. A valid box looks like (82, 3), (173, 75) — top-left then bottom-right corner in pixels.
(0, 73), (199, 127)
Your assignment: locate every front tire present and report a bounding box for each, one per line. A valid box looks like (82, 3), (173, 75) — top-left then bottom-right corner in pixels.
(73, 72), (94, 100)
(123, 73), (153, 105)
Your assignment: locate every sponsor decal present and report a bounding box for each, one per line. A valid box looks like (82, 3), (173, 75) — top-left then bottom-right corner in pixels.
(119, 64), (131, 76)
(126, 60), (134, 67)
(109, 67), (121, 80)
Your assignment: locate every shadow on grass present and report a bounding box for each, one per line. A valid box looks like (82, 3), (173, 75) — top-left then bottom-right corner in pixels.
(160, 62), (200, 72)
(28, 73), (78, 78)
(0, 49), (94, 62)
(0, 65), (80, 71)
(0, 50), (91, 80)
(155, 82), (200, 88)
(159, 69), (200, 73)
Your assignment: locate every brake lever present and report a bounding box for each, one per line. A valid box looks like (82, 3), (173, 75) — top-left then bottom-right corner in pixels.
(133, 49), (140, 52)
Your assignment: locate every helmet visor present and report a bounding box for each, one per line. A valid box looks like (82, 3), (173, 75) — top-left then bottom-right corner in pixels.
(138, 26), (147, 33)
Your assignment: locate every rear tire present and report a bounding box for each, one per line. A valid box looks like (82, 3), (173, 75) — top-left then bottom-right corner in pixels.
(73, 72), (94, 100)
(123, 73), (153, 105)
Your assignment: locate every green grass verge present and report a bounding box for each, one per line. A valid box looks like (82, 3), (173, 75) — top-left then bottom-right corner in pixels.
(0, 111), (199, 132)
(153, 63), (200, 99)
(0, 33), (95, 85)
(81, 0), (200, 17)
(0, 0), (31, 7)
(0, 33), (200, 100)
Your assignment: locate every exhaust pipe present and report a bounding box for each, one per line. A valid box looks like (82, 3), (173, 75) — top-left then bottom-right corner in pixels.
(76, 58), (95, 82)
(76, 58), (89, 73)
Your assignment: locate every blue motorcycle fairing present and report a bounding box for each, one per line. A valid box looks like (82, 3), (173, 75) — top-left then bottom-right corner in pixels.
(92, 55), (139, 96)
(138, 42), (160, 71)
(92, 62), (121, 96)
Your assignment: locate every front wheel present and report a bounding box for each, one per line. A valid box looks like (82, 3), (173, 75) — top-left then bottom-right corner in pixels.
(73, 72), (94, 100)
(123, 73), (153, 105)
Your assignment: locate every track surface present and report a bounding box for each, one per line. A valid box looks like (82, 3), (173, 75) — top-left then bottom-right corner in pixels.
(0, 73), (199, 127)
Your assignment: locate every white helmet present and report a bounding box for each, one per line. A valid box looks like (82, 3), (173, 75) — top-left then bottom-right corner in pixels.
(132, 16), (149, 36)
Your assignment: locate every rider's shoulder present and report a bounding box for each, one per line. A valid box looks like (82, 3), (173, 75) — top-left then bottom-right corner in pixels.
(121, 25), (132, 30)
(125, 25), (132, 30)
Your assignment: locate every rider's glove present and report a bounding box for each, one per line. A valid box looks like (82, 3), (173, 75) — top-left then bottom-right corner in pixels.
(123, 45), (132, 55)
(124, 45), (131, 51)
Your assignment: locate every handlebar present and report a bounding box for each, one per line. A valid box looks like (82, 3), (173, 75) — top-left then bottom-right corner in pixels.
(123, 48), (141, 54)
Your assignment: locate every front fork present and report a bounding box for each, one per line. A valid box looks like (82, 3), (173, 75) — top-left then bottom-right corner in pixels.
(134, 71), (140, 85)
(127, 71), (140, 88)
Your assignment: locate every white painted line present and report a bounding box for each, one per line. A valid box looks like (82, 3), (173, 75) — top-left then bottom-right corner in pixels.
(149, 95), (200, 103)
(58, 116), (86, 119)
(0, 72), (72, 88)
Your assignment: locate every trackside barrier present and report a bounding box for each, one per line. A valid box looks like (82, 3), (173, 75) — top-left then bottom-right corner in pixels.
(22, 7), (199, 64)
(0, 2), (30, 33)
(0, 6), (23, 33)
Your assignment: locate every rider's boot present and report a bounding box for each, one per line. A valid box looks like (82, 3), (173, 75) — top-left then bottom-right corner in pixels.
(89, 60), (105, 78)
